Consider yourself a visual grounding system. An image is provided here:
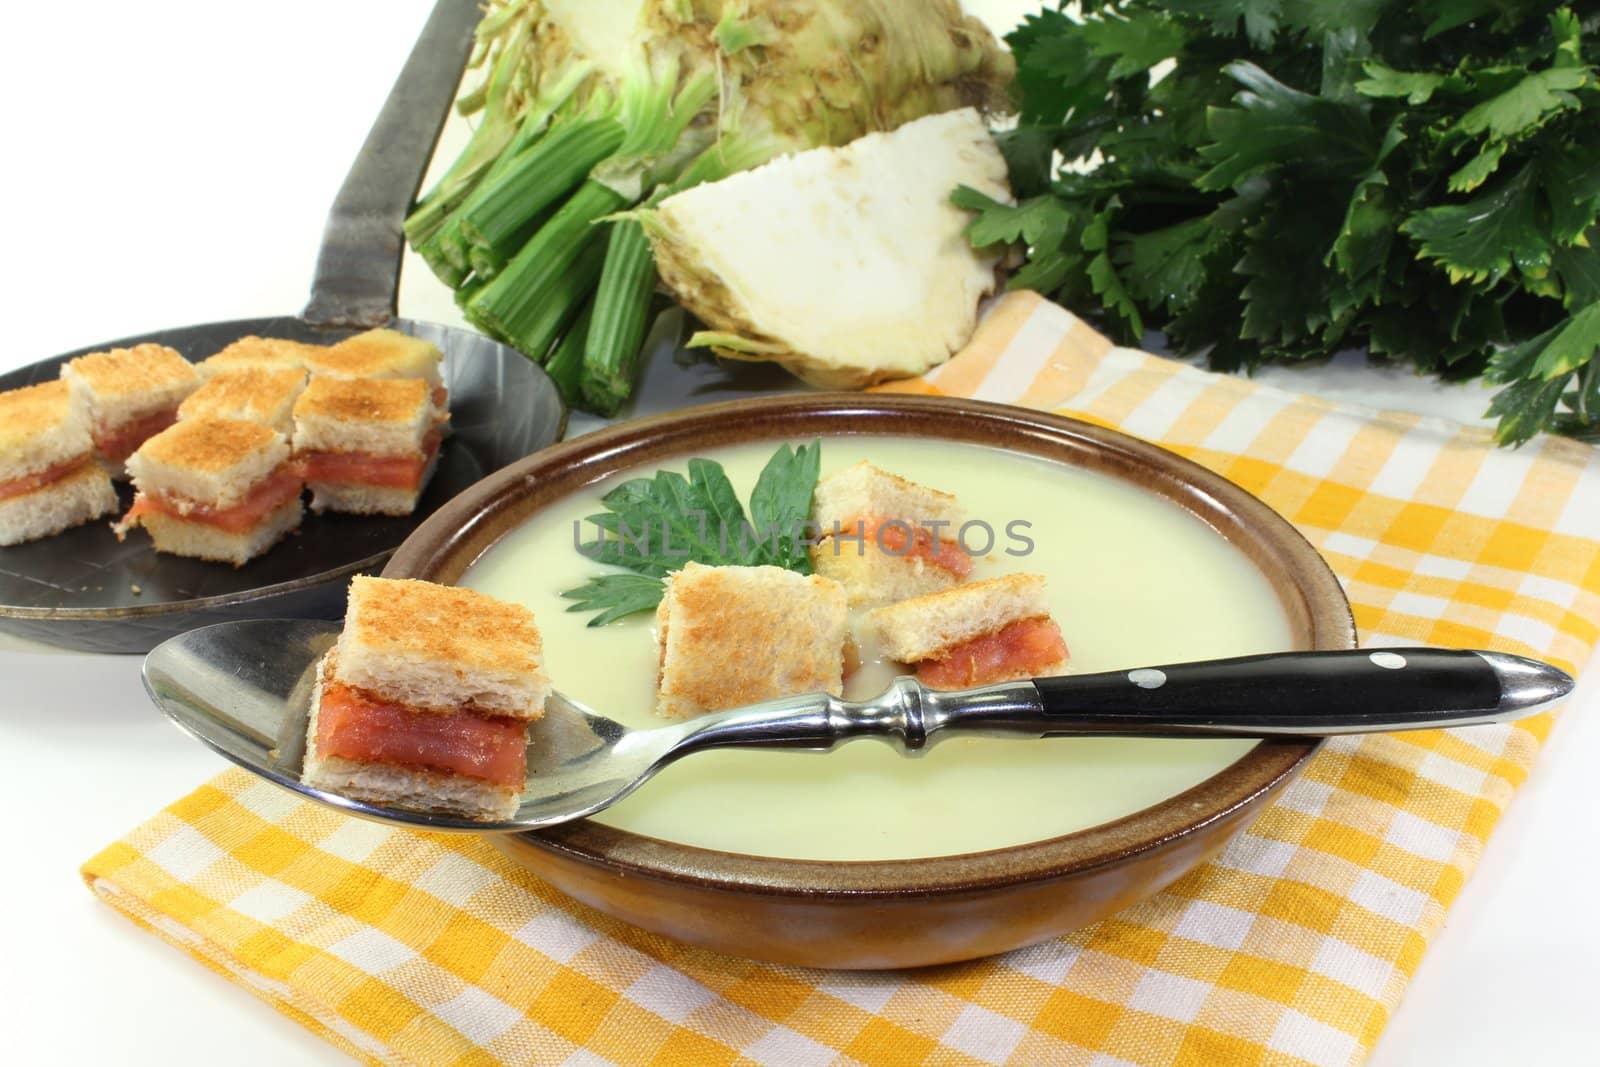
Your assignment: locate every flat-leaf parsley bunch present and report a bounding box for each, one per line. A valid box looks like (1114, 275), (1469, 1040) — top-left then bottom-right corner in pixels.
(959, 1), (1600, 444)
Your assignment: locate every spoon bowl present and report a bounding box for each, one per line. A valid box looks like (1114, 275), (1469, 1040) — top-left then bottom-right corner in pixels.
(142, 618), (649, 832)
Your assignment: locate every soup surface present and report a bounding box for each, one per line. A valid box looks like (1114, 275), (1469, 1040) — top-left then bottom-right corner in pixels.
(465, 436), (1294, 860)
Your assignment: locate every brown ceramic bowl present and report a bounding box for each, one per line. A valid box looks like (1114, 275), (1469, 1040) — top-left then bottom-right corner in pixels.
(383, 393), (1355, 968)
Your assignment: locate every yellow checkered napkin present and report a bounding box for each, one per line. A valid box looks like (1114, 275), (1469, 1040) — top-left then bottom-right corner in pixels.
(85, 291), (1600, 1067)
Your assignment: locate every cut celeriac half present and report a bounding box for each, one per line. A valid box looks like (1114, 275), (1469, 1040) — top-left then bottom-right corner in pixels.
(640, 108), (1012, 389)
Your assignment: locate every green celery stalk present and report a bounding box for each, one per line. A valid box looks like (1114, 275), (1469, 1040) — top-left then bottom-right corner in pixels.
(454, 274), (485, 308)
(581, 217), (658, 415)
(468, 243), (503, 283)
(404, 18), (533, 247)
(509, 234), (608, 364)
(421, 110), (554, 269)
(466, 181), (624, 359)
(454, 276), (505, 342)
(415, 233), (471, 290)
(413, 209), (476, 286)
(459, 118), (626, 265)
(428, 115), (557, 285)
(408, 55), (597, 283)
(467, 203), (557, 281)
(544, 300), (595, 405)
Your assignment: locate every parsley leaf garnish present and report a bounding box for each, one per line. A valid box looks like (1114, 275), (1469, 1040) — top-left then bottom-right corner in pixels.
(560, 440), (822, 626)
(747, 440), (822, 573)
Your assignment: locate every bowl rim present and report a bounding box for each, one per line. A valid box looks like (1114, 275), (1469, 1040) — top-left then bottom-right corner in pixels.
(384, 392), (1355, 898)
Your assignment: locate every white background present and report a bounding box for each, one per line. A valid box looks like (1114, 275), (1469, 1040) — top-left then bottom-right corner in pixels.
(0, 2), (1596, 1063)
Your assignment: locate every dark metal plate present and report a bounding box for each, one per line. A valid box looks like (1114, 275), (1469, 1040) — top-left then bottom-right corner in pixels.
(0, 315), (564, 653)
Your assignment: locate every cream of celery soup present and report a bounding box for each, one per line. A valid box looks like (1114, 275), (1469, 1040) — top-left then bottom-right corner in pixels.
(464, 436), (1293, 860)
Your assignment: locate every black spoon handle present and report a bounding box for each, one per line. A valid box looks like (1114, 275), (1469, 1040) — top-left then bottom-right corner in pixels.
(677, 650), (1574, 759)
(302, 0), (479, 328)
(1026, 649), (1571, 736)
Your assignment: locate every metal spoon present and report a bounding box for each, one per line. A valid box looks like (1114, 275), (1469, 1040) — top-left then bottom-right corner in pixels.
(143, 619), (1573, 834)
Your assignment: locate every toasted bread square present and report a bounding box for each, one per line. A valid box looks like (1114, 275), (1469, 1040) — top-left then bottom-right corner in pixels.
(870, 573), (1052, 664)
(303, 654), (520, 820)
(655, 562), (848, 719)
(305, 452), (438, 517)
(0, 461), (118, 546)
(129, 494), (302, 566)
(810, 461), (968, 604)
(127, 417), (290, 509)
(304, 328), (444, 387)
(812, 461), (964, 530)
(197, 336), (325, 379)
(0, 380), (93, 481)
(292, 377), (432, 456)
(812, 538), (965, 607)
(332, 577), (550, 719)
(179, 368), (307, 434)
(60, 344), (199, 427)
